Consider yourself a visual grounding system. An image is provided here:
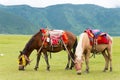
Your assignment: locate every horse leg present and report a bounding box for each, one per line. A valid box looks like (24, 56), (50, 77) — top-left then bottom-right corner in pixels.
(107, 48), (112, 72)
(69, 51), (75, 70)
(65, 54), (70, 70)
(69, 38), (77, 70)
(34, 53), (41, 71)
(85, 51), (90, 73)
(43, 52), (50, 71)
(102, 50), (109, 72)
(65, 48), (74, 70)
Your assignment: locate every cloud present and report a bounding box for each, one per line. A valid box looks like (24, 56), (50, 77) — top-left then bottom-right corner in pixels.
(0, 0), (120, 8)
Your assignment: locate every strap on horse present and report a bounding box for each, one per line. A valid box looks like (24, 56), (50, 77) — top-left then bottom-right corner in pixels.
(90, 35), (106, 58)
(37, 35), (46, 55)
(90, 38), (97, 58)
(61, 38), (75, 63)
(37, 29), (52, 59)
(84, 29), (100, 58)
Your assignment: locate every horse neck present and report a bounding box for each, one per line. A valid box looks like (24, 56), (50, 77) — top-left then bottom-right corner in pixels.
(22, 36), (37, 57)
(22, 47), (33, 57)
(22, 31), (42, 57)
(75, 33), (85, 60)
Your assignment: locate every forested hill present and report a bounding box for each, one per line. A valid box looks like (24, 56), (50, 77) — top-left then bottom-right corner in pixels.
(0, 4), (120, 36)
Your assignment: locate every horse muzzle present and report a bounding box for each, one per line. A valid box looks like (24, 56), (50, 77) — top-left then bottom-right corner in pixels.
(74, 61), (82, 75)
(76, 70), (82, 75)
(18, 65), (25, 70)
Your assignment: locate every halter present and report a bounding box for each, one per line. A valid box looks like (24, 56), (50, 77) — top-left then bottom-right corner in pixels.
(18, 54), (30, 66)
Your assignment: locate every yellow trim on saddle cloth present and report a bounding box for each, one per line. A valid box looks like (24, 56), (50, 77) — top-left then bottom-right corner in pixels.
(62, 32), (68, 44)
(84, 29), (94, 38)
(89, 33), (94, 38)
(18, 55), (26, 66)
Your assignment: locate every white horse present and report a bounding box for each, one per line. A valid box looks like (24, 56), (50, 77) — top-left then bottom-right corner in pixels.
(74, 32), (112, 75)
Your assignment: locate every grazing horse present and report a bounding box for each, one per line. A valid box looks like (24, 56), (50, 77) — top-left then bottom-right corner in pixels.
(74, 29), (112, 75)
(18, 29), (77, 71)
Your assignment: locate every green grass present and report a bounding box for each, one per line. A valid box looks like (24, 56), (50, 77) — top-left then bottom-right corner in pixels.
(0, 35), (120, 80)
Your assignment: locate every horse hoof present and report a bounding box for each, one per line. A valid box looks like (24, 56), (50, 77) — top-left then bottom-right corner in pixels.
(34, 69), (37, 71)
(34, 67), (38, 71)
(69, 67), (73, 70)
(19, 68), (25, 71)
(110, 69), (112, 72)
(69, 68), (72, 70)
(65, 66), (69, 70)
(110, 67), (112, 72)
(47, 69), (50, 71)
(84, 71), (89, 74)
(65, 68), (69, 70)
(103, 68), (108, 72)
(47, 67), (50, 71)
(85, 70), (89, 73)
(103, 69), (107, 72)
(77, 72), (81, 75)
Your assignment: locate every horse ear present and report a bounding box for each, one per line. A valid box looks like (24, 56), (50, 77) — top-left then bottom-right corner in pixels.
(40, 29), (42, 32)
(20, 51), (22, 53)
(19, 51), (23, 54)
(18, 51), (22, 58)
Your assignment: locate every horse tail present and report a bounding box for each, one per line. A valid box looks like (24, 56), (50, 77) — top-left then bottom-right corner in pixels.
(73, 38), (78, 55)
(107, 34), (113, 52)
(107, 34), (113, 44)
(50, 52), (52, 59)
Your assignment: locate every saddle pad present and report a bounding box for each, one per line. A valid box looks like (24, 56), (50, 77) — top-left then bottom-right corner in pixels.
(85, 29), (102, 38)
(91, 29), (102, 38)
(85, 29), (109, 45)
(40, 29), (68, 46)
(97, 35), (109, 44)
(89, 35), (109, 45)
(49, 30), (63, 45)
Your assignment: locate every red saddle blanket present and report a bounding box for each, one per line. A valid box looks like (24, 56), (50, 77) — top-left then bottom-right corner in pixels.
(97, 35), (109, 44)
(84, 29), (109, 45)
(49, 30), (63, 45)
(41, 29), (68, 46)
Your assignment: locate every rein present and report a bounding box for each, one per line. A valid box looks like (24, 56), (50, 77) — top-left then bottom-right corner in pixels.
(37, 34), (46, 55)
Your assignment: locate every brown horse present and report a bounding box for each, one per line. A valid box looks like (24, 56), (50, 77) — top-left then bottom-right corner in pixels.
(74, 30), (112, 75)
(18, 29), (77, 71)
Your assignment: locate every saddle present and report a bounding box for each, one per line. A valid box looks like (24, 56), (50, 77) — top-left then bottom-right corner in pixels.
(40, 29), (68, 47)
(84, 29), (109, 53)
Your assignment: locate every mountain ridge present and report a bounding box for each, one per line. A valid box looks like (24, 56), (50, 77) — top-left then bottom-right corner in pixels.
(0, 4), (120, 36)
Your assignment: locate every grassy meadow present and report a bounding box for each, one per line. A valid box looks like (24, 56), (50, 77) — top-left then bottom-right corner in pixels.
(0, 34), (120, 80)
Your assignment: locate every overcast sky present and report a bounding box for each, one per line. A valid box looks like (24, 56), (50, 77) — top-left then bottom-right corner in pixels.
(0, 0), (120, 8)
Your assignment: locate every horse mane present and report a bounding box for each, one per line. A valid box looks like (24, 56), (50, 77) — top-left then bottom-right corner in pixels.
(22, 30), (42, 55)
(75, 33), (85, 60)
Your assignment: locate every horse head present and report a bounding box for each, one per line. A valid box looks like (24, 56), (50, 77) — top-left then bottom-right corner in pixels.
(74, 56), (83, 75)
(18, 51), (31, 70)
(74, 33), (85, 75)
(17, 30), (43, 70)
